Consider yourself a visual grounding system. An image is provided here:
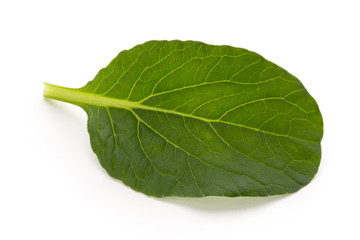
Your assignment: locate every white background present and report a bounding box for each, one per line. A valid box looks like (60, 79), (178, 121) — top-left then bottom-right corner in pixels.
(1, 0), (359, 239)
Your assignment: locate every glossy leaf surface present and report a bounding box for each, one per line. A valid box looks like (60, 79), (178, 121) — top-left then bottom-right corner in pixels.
(44, 40), (323, 197)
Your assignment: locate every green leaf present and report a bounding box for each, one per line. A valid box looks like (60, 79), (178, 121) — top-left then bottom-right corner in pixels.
(44, 40), (323, 197)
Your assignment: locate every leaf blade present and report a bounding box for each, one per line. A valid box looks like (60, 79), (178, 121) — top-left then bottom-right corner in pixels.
(44, 40), (323, 197)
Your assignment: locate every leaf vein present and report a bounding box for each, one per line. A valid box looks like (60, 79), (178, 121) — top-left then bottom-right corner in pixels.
(129, 109), (267, 187)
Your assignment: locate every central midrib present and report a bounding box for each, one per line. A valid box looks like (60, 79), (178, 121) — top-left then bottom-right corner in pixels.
(43, 83), (315, 143)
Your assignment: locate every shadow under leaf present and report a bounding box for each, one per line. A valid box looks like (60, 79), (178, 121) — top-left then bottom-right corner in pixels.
(159, 194), (289, 212)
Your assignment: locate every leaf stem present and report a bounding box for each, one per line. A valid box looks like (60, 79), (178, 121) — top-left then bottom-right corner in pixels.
(43, 83), (134, 109)
(43, 83), (84, 105)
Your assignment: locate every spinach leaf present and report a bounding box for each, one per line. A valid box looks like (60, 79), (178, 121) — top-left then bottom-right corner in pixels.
(44, 40), (323, 197)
